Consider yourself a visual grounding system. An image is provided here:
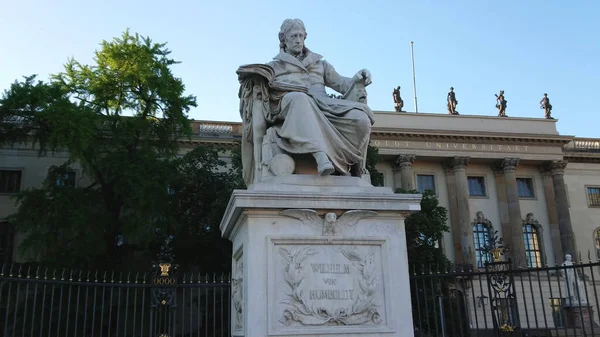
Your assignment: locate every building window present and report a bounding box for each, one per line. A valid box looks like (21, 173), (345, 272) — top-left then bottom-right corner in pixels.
(0, 222), (15, 263)
(56, 171), (76, 187)
(416, 174), (435, 194)
(0, 170), (22, 193)
(473, 223), (491, 269)
(517, 178), (535, 198)
(523, 224), (542, 268)
(587, 187), (600, 207)
(468, 176), (486, 197)
(550, 298), (566, 328)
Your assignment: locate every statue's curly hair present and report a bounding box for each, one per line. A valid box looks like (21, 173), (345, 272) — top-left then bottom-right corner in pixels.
(278, 18), (307, 50)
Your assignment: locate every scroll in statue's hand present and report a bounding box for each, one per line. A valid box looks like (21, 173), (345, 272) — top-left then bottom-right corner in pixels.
(353, 69), (372, 86)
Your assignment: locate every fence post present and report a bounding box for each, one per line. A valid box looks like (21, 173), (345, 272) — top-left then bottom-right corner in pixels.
(150, 235), (179, 336)
(485, 259), (520, 336)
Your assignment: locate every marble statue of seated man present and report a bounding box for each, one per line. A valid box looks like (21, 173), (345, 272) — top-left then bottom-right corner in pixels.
(237, 18), (374, 186)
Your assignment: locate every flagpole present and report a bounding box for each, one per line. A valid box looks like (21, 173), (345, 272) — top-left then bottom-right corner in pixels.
(410, 41), (418, 113)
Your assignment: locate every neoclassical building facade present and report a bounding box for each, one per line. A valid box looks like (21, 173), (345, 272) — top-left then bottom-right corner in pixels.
(1, 111), (600, 268)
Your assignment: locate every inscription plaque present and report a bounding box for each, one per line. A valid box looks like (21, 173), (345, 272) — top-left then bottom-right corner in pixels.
(268, 237), (392, 335)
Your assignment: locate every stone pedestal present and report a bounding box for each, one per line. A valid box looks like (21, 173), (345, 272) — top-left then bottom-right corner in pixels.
(564, 305), (599, 336)
(220, 175), (421, 337)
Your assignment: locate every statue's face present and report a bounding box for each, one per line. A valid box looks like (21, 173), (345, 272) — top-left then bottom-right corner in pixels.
(284, 27), (305, 56)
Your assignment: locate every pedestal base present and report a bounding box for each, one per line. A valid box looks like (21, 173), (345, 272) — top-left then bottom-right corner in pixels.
(564, 305), (599, 336)
(220, 175), (421, 337)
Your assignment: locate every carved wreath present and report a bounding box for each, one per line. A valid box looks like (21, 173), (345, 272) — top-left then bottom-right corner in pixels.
(278, 246), (381, 326)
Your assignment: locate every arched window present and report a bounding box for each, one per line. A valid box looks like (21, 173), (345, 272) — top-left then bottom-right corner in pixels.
(593, 228), (600, 259)
(472, 212), (492, 269)
(523, 213), (542, 268)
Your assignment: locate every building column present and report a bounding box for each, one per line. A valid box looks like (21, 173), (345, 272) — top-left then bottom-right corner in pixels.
(393, 154), (416, 191)
(446, 156), (475, 267)
(548, 160), (577, 256)
(443, 162), (462, 263)
(540, 166), (563, 262)
(493, 166), (512, 253)
(500, 157), (527, 268)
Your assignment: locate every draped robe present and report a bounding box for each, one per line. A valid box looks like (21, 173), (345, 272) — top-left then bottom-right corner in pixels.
(265, 49), (374, 175)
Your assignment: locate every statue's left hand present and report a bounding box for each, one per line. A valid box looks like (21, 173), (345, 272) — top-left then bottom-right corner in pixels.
(353, 69), (372, 86)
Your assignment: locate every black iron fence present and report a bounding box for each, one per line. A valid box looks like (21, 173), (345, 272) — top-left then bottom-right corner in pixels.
(0, 263), (231, 337)
(411, 258), (600, 337)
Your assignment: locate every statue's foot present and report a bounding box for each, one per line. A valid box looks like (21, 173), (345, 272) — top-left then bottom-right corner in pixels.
(313, 151), (335, 176)
(318, 162), (335, 176)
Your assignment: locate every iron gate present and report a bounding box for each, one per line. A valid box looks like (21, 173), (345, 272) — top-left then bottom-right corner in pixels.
(0, 242), (231, 337)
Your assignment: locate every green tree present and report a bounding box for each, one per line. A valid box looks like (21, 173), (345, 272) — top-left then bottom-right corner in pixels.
(396, 188), (450, 267)
(169, 143), (244, 272)
(366, 145), (384, 186)
(0, 30), (196, 268)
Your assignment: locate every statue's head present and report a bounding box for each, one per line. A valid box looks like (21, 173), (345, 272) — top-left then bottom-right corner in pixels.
(450, 87), (454, 91)
(279, 19), (307, 56)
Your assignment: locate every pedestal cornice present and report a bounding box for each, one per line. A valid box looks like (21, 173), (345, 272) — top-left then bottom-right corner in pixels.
(220, 176), (422, 239)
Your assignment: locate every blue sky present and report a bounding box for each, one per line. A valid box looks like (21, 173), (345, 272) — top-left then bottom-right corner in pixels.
(1, 0), (598, 137)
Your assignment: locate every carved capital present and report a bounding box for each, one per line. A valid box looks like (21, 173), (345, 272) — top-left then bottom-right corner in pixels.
(500, 157), (520, 173)
(491, 164), (504, 176)
(539, 164), (552, 176)
(548, 160), (568, 176)
(394, 154), (416, 170)
(444, 156), (470, 171)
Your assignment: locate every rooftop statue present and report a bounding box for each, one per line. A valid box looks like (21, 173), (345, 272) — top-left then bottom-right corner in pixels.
(540, 93), (553, 119)
(393, 86), (404, 112)
(495, 90), (507, 117)
(447, 87), (458, 115)
(237, 19), (374, 186)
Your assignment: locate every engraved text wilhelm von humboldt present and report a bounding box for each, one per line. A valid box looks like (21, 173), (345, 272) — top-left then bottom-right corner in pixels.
(309, 263), (355, 301)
